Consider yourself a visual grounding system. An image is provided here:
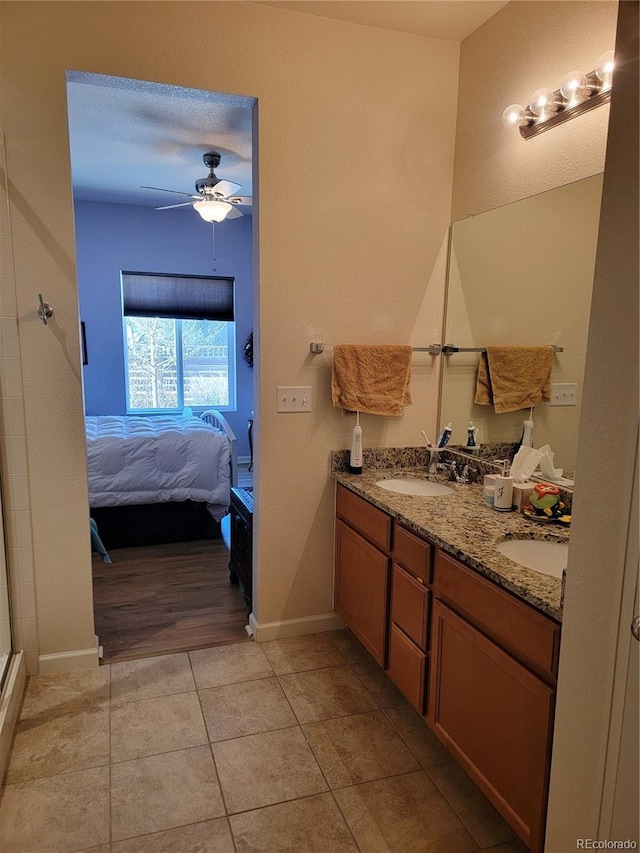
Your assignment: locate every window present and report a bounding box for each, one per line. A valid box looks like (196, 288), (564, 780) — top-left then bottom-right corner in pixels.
(121, 271), (236, 413)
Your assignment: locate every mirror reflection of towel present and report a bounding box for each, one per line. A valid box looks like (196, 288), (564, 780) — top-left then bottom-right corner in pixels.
(474, 346), (554, 413)
(331, 344), (412, 416)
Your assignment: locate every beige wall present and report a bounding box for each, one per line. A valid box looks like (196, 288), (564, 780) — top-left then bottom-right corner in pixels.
(0, 1), (459, 661)
(452, 1), (618, 220)
(546, 1), (639, 846)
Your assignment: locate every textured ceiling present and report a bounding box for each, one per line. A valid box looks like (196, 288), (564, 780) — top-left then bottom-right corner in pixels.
(66, 2), (507, 211)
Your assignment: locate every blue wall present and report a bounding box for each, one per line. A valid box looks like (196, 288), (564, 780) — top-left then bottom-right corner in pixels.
(74, 200), (254, 457)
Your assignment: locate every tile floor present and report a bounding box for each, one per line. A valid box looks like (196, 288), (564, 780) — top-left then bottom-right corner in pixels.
(0, 631), (530, 852)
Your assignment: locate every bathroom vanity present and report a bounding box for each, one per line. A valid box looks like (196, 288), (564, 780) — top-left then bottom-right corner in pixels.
(333, 457), (567, 853)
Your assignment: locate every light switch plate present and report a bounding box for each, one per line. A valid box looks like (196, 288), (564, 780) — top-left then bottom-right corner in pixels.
(549, 383), (577, 406)
(276, 386), (312, 412)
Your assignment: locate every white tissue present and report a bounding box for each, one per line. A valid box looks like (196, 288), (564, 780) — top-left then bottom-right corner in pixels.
(537, 444), (563, 481)
(510, 446), (544, 483)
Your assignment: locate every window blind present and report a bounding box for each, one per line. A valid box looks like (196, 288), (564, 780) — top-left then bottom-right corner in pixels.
(121, 271), (235, 321)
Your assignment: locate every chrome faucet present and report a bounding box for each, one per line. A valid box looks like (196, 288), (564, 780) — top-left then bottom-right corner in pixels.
(436, 460), (475, 484)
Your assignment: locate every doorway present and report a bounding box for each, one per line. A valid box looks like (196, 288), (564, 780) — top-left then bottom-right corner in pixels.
(65, 71), (256, 662)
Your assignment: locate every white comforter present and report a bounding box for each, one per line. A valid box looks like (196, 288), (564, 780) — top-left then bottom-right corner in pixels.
(85, 415), (231, 520)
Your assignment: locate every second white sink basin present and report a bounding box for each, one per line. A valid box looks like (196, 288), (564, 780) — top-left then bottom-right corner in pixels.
(497, 539), (569, 578)
(375, 478), (454, 497)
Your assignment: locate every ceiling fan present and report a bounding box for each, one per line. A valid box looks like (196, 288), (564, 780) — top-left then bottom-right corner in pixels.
(141, 151), (252, 222)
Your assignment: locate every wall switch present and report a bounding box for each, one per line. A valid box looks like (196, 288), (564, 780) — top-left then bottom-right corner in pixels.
(549, 382), (578, 406)
(276, 386), (312, 412)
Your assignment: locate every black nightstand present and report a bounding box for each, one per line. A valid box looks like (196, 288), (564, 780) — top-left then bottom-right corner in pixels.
(229, 487), (253, 610)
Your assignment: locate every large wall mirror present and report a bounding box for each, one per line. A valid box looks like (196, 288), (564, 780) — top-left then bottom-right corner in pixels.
(438, 173), (604, 478)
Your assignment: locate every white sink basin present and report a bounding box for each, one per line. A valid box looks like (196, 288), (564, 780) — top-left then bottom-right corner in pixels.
(496, 539), (569, 578)
(375, 478), (454, 497)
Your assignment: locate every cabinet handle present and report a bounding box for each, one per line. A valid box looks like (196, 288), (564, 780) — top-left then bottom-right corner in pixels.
(632, 616), (640, 642)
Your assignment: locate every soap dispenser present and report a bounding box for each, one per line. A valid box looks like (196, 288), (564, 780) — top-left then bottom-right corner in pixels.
(493, 462), (514, 512)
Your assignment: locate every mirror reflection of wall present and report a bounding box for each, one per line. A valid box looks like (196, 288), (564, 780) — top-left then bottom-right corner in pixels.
(439, 173), (604, 476)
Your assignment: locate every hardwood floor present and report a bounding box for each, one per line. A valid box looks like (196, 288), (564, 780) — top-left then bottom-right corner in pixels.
(92, 537), (250, 664)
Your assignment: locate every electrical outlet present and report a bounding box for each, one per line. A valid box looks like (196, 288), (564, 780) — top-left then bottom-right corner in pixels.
(549, 383), (578, 406)
(276, 386), (312, 412)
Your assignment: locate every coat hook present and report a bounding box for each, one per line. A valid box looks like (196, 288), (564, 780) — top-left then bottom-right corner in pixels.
(36, 294), (53, 325)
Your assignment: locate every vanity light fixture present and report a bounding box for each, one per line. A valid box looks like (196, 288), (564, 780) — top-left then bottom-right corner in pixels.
(502, 50), (614, 139)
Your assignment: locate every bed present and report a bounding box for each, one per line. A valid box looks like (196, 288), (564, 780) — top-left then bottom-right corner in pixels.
(86, 410), (237, 549)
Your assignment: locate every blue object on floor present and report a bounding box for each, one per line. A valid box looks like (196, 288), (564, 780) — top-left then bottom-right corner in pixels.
(90, 517), (112, 563)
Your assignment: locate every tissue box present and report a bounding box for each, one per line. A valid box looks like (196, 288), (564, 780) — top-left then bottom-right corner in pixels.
(512, 482), (536, 513)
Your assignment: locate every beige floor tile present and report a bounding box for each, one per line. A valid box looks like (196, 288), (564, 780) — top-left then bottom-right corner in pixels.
(111, 818), (235, 852)
(20, 666), (110, 719)
(483, 840), (530, 853)
(0, 765), (109, 852)
(229, 793), (359, 852)
(6, 706), (109, 783)
(212, 726), (327, 813)
(77, 848), (110, 853)
(110, 691), (207, 762)
(200, 676), (297, 742)
(189, 641), (273, 689)
(334, 771), (478, 853)
(384, 705), (453, 769)
(428, 761), (516, 848)
(327, 629), (375, 665)
(351, 658), (407, 709)
(303, 710), (420, 788)
(261, 632), (346, 674)
(111, 745), (225, 841)
(278, 664), (378, 724)
(110, 653), (195, 705)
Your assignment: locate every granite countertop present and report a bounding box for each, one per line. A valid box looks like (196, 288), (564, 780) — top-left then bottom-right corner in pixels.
(333, 458), (568, 623)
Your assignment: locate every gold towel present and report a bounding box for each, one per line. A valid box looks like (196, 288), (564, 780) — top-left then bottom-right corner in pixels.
(474, 346), (554, 414)
(331, 344), (413, 416)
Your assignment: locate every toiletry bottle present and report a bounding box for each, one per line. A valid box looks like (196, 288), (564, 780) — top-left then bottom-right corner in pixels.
(437, 422), (453, 448)
(349, 412), (363, 474)
(494, 465), (514, 512)
(466, 421), (477, 448)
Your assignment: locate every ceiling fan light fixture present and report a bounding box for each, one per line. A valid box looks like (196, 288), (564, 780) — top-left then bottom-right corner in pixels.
(194, 198), (233, 222)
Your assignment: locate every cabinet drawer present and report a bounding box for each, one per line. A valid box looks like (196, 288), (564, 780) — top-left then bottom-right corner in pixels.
(433, 550), (561, 684)
(387, 623), (426, 714)
(394, 524), (432, 582)
(336, 484), (392, 552)
(391, 564), (430, 651)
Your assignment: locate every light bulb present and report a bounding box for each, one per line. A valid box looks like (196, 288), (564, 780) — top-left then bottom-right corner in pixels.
(529, 88), (557, 118)
(501, 104), (527, 128)
(193, 199), (232, 222)
(560, 71), (590, 104)
(595, 50), (615, 88)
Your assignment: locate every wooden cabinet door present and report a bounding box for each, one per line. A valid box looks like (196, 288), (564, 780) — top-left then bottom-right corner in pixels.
(428, 600), (554, 853)
(335, 519), (390, 666)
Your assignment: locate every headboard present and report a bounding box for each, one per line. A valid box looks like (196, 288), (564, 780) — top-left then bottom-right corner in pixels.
(199, 409), (238, 488)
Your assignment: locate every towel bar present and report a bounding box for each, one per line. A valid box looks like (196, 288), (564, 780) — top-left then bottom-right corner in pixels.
(427, 343), (563, 355)
(309, 342), (432, 355)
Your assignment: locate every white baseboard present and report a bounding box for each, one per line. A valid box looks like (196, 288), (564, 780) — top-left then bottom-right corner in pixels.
(248, 611), (344, 642)
(0, 652), (26, 782)
(38, 646), (100, 675)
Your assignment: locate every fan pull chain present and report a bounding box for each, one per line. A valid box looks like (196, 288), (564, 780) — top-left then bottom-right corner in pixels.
(211, 222), (217, 272)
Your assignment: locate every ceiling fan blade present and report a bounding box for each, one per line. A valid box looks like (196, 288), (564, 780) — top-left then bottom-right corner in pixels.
(229, 196), (252, 206)
(155, 201), (195, 210)
(225, 207), (244, 219)
(141, 185), (196, 198)
(211, 179), (241, 198)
